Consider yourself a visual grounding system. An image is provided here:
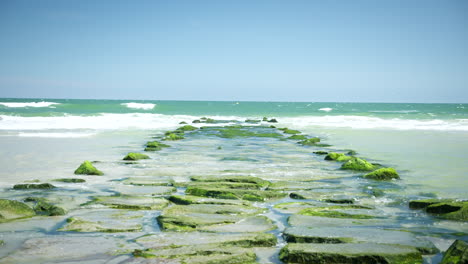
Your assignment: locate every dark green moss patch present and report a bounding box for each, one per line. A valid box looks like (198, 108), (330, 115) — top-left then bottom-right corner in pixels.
(441, 240), (468, 264)
(313, 151), (328, 155)
(163, 133), (185, 141)
(297, 206), (375, 219)
(176, 125), (198, 132)
(145, 141), (170, 151)
(288, 135), (308, 140)
(24, 197), (66, 216)
(53, 178), (85, 183)
(324, 152), (353, 162)
(74, 161), (103, 175)
(298, 137), (321, 146)
(190, 175), (269, 188)
(0, 199), (36, 222)
(13, 183), (56, 190)
(186, 187), (285, 201)
(282, 128), (301, 134)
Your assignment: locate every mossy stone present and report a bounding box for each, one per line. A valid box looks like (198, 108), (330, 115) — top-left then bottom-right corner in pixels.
(186, 187), (285, 201)
(0, 199), (36, 222)
(341, 157), (375, 171)
(24, 197), (66, 216)
(426, 201), (468, 221)
(313, 151), (328, 155)
(324, 152), (353, 162)
(163, 133), (185, 141)
(298, 137), (321, 146)
(268, 118), (278, 123)
(60, 216), (142, 233)
(297, 206), (375, 219)
(282, 129), (301, 134)
(179, 121), (188, 124)
(54, 178), (85, 183)
(74, 161), (103, 175)
(190, 175), (269, 188)
(279, 243), (422, 264)
(245, 119), (261, 123)
(123, 152), (150, 161)
(176, 125), (198, 132)
(145, 141), (170, 151)
(288, 135), (308, 140)
(363, 168), (400, 181)
(409, 199), (452, 210)
(441, 240), (468, 264)
(13, 183), (56, 190)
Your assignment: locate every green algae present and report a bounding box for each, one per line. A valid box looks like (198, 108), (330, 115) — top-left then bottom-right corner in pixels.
(441, 240), (468, 264)
(0, 199), (35, 222)
(298, 137), (321, 146)
(409, 199), (452, 210)
(60, 216), (142, 233)
(90, 195), (169, 210)
(168, 195), (251, 206)
(13, 183), (56, 190)
(363, 168), (400, 181)
(279, 243), (423, 264)
(186, 186), (285, 201)
(214, 126), (283, 139)
(282, 128), (301, 134)
(74, 161), (103, 175)
(324, 152), (353, 162)
(409, 199), (468, 221)
(24, 197), (66, 216)
(341, 157), (375, 171)
(163, 133), (185, 141)
(144, 140), (170, 151)
(176, 125), (198, 132)
(313, 151), (329, 155)
(123, 152), (150, 161)
(188, 181), (261, 190)
(120, 177), (173, 186)
(297, 206), (375, 219)
(190, 175), (269, 188)
(53, 178), (85, 183)
(288, 135), (308, 140)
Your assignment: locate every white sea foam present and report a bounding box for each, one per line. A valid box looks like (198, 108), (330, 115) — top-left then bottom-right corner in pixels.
(280, 115), (468, 131)
(0, 101), (60, 108)
(318, 108), (333, 112)
(18, 132), (96, 138)
(0, 114), (467, 132)
(369, 110), (419, 114)
(121, 102), (156, 110)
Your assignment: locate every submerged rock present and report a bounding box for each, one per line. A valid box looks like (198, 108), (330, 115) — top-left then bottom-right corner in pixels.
(282, 128), (301, 134)
(13, 183), (56, 190)
(168, 195), (251, 206)
(176, 125), (198, 132)
(363, 168), (400, 181)
(74, 161), (103, 175)
(268, 118), (278, 123)
(186, 186), (285, 201)
(123, 152), (150, 161)
(190, 175), (270, 188)
(53, 178), (85, 183)
(163, 132), (185, 141)
(245, 119), (261, 123)
(24, 197), (66, 216)
(441, 240), (468, 264)
(144, 140), (170, 151)
(313, 151), (329, 155)
(60, 216), (142, 233)
(0, 199), (35, 222)
(324, 152), (353, 162)
(288, 135), (308, 140)
(90, 195), (169, 210)
(341, 157), (375, 171)
(298, 137), (321, 146)
(409, 199), (468, 221)
(297, 206), (375, 219)
(279, 243), (422, 264)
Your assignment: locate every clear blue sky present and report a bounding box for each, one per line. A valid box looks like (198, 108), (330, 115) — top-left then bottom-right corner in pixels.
(0, 0), (467, 102)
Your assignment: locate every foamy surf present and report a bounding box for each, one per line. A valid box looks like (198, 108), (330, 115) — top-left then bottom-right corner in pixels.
(17, 132), (97, 138)
(0, 101), (60, 108)
(121, 102), (156, 110)
(318, 107), (333, 112)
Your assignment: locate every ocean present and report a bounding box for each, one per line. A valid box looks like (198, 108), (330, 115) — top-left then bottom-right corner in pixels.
(0, 98), (467, 263)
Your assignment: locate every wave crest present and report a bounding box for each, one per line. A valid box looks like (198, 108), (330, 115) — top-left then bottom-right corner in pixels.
(0, 101), (60, 108)
(121, 102), (156, 110)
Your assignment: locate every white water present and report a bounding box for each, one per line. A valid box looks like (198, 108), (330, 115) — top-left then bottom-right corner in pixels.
(0, 101), (60, 108)
(121, 102), (156, 110)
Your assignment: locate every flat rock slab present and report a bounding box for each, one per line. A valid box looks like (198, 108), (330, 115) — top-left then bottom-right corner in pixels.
(112, 185), (176, 196)
(58, 209), (145, 233)
(120, 177), (174, 186)
(133, 244), (257, 264)
(135, 232), (276, 248)
(0, 236), (124, 263)
(280, 243), (422, 264)
(288, 214), (394, 228)
(199, 216), (277, 233)
(92, 196), (169, 210)
(168, 195), (251, 206)
(284, 227), (438, 254)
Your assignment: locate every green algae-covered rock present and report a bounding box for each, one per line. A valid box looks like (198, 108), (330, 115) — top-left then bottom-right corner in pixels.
(186, 186), (285, 201)
(122, 152), (150, 161)
(0, 199), (35, 222)
(426, 201), (468, 221)
(53, 178), (85, 183)
(13, 183), (56, 190)
(298, 137), (321, 146)
(215, 126), (283, 139)
(91, 195), (169, 210)
(179, 121), (188, 124)
(279, 243), (422, 264)
(133, 244), (257, 263)
(190, 175), (270, 188)
(144, 140), (170, 151)
(314, 151), (329, 155)
(168, 195), (251, 206)
(297, 206), (375, 219)
(409, 199), (451, 210)
(441, 240), (468, 264)
(268, 118), (278, 123)
(121, 177), (173, 186)
(74, 161), (103, 175)
(282, 128), (301, 134)
(60, 216), (142, 233)
(283, 227), (437, 254)
(341, 157), (375, 171)
(324, 152), (353, 162)
(288, 135), (308, 140)
(163, 132), (185, 141)
(363, 168), (400, 181)
(24, 197), (66, 216)
(176, 125), (198, 132)
(245, 119), (261, 123)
